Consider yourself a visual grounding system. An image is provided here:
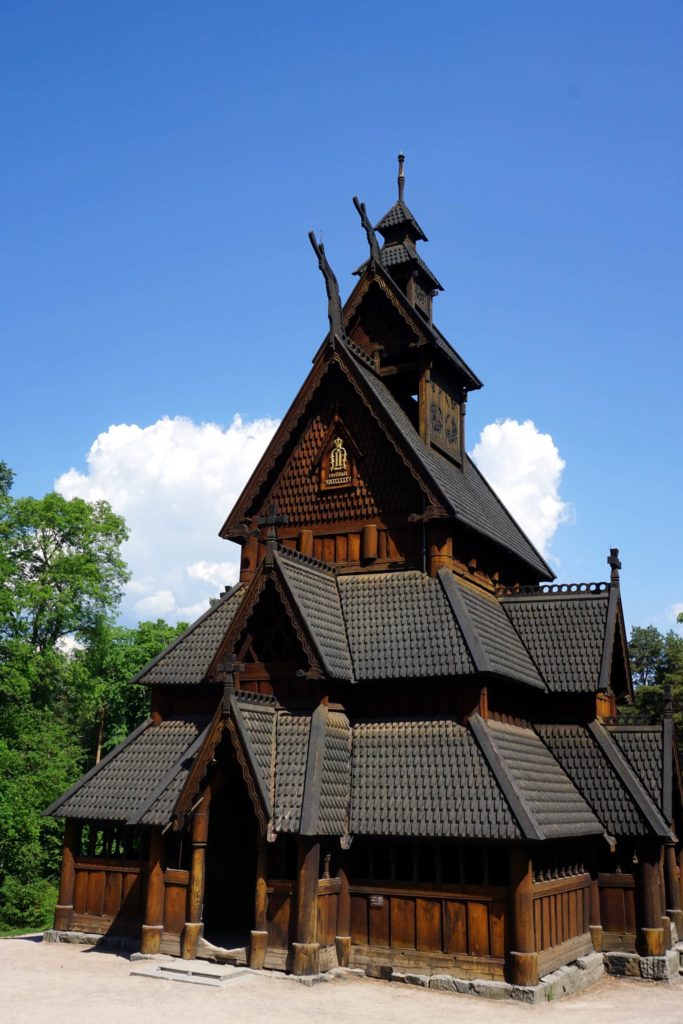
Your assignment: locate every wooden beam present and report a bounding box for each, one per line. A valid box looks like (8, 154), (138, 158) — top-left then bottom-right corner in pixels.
(182, 785), (211, 959)
(54, 820), (79, 931)
(291, 838), (320, 975)
(335, 863), (351, 967)
(249, 829), (269, 970)
(637, 841), (665, 956)
(141, 829), (165, 954)
(509, 846), (539, 986)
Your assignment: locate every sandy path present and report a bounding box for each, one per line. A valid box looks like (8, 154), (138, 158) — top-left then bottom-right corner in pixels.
(2, 936), (683, 1024)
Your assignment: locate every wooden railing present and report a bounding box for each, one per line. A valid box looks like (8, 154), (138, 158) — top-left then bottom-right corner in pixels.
(71, 857), (146, 933)
(532, 873), (590, 953)
(349, 882), (507, 959)
(266, 877), (340, 949)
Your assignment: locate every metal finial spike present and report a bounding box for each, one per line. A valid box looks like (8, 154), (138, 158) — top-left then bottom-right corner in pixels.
(398, 152), (405, 201)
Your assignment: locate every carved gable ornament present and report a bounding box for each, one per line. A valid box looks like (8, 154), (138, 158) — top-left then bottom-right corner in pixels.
(316, 416), (361, 492)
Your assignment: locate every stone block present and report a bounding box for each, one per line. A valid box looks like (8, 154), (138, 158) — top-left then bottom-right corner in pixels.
(510, 984), (546, 1005)
(470, 979), (513, 1000)
(403, 973), (429, 987)
(429, 974), (456, 992)
(454, 978), (473, 994)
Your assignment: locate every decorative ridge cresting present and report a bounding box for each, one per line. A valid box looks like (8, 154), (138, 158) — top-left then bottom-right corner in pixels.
(275, 545), (339, 576)
(498, 581), (610, 597)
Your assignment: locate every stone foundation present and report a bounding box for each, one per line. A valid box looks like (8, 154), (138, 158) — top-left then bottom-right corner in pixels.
(604, 949), (680, 982)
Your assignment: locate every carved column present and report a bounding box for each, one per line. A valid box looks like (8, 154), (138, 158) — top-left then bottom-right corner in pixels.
(54, 821), (79, 931)
(658, 846), (672, 949)
(637, 841), (665, 956)
(509, 845), (539, 986)
(141, 829), (165, 954)
(182, 785), (211, 959)
(249, 830), (269, 969)
(664, 840), (683, 936)
(335, 863), (351, 968)
(291, 837), (320, 975)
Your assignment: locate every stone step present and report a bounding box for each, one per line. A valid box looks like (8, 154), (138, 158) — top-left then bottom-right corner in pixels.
(131, 959), (251, 987)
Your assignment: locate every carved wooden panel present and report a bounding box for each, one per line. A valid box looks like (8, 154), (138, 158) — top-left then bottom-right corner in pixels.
(427, 368), (461, 463)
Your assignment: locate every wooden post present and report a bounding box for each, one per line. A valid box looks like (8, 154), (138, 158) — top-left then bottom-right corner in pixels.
(637, 842), (665, 956)
(658, 847), (672, 949)
(678, 847), (683, 915)
(54, 821), (79, 931)
(664, 844), (682, 936)
(291, 838), (320, 975)
(361, 525), (378, 561)
(427, 523), (453, 576)
(589, 862), (603, 952)
(249, 830), (269, 969)
(335, 864), (351, 968)
(509, 845), (539, 986)
(141, 829), (165, 954)
(182, 785), (211, 959)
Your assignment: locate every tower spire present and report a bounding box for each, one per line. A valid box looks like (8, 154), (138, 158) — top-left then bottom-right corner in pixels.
(397, 152), (405, 202)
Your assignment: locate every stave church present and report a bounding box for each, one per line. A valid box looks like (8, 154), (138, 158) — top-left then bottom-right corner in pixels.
(46, 158), (683, 986)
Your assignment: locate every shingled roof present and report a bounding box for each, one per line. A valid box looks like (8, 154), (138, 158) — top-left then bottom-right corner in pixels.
(275, 550), (353, 681)
(45, 716), (210, 826)
(374, 199), (428, 241)
(132, 584), (245, 687)
(501, 587), (611, 693)
(471, 717), (602, 840)
(607, 725), (663, 811)
(346, 350), (553, 579)
(535, 723), (670, 838)
(350, 718), (522, 840)
(338, 570), (474, 682)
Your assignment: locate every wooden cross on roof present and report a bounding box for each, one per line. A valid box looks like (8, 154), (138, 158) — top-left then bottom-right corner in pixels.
(607, 548), (621, 584)
(257, 502), (289, 567)
(219, 652), (245, 714)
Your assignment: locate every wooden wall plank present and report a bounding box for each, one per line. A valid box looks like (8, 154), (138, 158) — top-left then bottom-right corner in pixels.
(467, 902), (490, 957)
(489, 900), (506, 959)
(103, 871), (123, 917)
(350, 895), (368, 945)
(443, 900), (467, 954)
(369, 898), (390, 947)
(73, 870), (88, 915)
(390, 897), (415, 950)
(86, 871), (105, 917)
(416, 898), (442, 952)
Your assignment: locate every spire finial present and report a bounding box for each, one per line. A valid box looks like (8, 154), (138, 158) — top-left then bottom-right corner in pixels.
(608, 547), (621, 584)
(397, 152), (405, 202)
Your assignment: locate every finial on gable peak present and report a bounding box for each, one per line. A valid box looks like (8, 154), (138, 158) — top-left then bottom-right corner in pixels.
(607, 547), (621, 584)
(352, 195), (381, 263)
(398, 152), (405, 202)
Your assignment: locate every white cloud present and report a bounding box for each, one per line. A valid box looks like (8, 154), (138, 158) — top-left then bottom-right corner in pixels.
(56, 414), (278, 625)
(470, 418), (572, 558)
(667, 603), (683, 626)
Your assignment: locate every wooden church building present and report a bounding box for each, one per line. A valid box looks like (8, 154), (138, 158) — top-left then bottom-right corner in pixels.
(47, 158), (683, 985)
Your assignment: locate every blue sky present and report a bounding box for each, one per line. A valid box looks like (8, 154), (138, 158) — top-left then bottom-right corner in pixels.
(1, 2), (681, 632)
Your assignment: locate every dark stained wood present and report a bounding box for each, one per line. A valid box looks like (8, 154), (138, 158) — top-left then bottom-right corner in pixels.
(489, 899), (506, 958)
(350, 894), (368, 945)
(294, 838), (320, 946)
(443, 900), (467, 954)
(86, 870), (105, 917)
(415, 898), (441, 952)
(467, 902), (489, 957)
(369, 895), (390, 947)
(141, 829), (165, 953)
(390, 896), (416, 950)
(54, 821), (78, 930)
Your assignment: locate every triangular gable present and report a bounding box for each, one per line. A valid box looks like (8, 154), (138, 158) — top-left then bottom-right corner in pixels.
(220, 346), (444, 539)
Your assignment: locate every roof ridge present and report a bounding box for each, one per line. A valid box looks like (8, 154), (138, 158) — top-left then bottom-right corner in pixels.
(588, 721), (670, 837)
(128, 582), (245, 686)
(499, 581), (610, 598)
(275, 544), (338, 576)
(468, 714), (544, 840)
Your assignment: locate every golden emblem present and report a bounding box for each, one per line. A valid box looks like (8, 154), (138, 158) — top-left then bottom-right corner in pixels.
(329, 437), (348, 472)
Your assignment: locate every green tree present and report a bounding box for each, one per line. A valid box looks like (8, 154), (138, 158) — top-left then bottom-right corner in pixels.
(619, 622), (683, 736)
(76, 618), (188, 763)
(0, 472), (130, 929)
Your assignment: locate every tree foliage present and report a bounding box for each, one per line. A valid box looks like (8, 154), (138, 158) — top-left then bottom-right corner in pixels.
(0, 465), (188, 931)
(619, 622), (683, 736)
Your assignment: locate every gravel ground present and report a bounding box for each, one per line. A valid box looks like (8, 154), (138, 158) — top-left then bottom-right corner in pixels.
(2, 936), (683, 1024)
